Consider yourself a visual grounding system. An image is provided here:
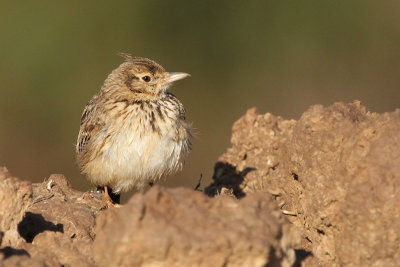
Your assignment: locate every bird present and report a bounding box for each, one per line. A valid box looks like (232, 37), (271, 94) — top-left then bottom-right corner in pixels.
(76, 54), (192, 208)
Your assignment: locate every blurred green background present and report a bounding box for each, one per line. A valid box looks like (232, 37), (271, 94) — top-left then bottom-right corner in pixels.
(1, 1), (400, 200)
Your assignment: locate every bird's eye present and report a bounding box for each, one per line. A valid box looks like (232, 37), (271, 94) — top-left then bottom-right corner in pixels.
(142, 76), (151, 82)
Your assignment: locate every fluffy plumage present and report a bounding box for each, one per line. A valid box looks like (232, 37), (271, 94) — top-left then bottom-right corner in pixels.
(76, 55), (192, 197)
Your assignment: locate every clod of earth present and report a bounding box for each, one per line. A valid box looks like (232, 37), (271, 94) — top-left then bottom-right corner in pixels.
(207, 101), (400, 266)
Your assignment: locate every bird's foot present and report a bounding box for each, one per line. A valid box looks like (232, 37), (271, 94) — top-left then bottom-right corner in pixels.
(100, 196), (121, 210)
(100, 186), (121, 210)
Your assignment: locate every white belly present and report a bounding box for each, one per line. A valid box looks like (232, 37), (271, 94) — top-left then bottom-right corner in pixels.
(86, 122), (186, 193)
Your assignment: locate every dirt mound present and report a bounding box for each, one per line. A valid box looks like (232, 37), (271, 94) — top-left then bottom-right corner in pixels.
(0, 171), (299, 266)
(0, 171), (102, 266)
(94, 186), (299, 266)
(207, 101), (400, 266)
(1, 101), (399, 266)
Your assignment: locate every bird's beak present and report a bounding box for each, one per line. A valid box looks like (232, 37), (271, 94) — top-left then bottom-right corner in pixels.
(165, 72), (191, 83)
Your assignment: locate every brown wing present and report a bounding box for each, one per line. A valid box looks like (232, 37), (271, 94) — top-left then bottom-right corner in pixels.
(77, 126), (93, 154)
(76, 95), (104, 158)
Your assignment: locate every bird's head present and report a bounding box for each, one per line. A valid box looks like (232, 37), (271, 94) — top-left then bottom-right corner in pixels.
(104, 53), (190, 99)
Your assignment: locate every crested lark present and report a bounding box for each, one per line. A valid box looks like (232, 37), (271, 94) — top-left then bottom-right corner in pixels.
(76, 54), (192, 207)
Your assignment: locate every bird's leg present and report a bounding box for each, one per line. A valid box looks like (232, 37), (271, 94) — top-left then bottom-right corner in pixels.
(101, 185), (120, 209)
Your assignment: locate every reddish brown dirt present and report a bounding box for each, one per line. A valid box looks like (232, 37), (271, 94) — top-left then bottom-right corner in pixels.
(207, 101), (400, 266)
(94, 187), (299, 266)
(0, 172), (102, 266)
(1, 101), (399, 266)
(0, 170), (299, 266)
